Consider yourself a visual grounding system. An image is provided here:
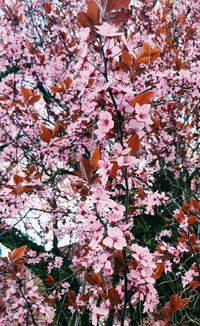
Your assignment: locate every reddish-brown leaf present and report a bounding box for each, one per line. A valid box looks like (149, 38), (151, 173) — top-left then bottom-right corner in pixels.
(169, 294), (190, 313)
(121, 50), (133, 68)
(44, 2), (52, 13)
(87, 0), (100, 25)
(98, 290), (109, 300)
(77, 11), (94, 29)
(28, 95), (41, 105)
(21, 86), (30, 103)
(189, 281), (200, 290)
(105, 0), (131, 12)
(85, 273), (97, 285)
(52, 123), (60, 137)
(13, 174), (24, 185)
(189, 234), (197, 246)
(90, 146), (100, 171)
(143, 42), (151, 56)
(130, 90), (154, 107)
(40, 126), (52, 143)
(152, 262), (165, 279)
(135, 56), (150, 64)
(39, 55), (45, 65)
(11, 245), (27, 261)
(109, 160), (120, 177)
(188, 215), (198, 225)
(45, 273), (55, 284)
(64, 77), (72, 89)
(127, 133), (140, 154)
(0, 299), (6, 314)
(113, 250), (126, 272)
(0, 96), (9, 101)
(79, 157), (92, 183)
(32, 112), (39, 120)
(67, 290), (77, 307)
(150, 47), (160, 61)
(92, 273), (103, 286)
(108, 288), (120, 306)
(0, 257), (9, 264)
(161, 306), (173, 321)
(51, 86), (64, 93)
(79, 293), (90, 302)
(16, 185), (32, 195)
(107, 10), (131, 25)
(85, 273), (103, 287)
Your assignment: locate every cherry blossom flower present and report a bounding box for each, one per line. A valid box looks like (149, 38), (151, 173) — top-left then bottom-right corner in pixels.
(135, 103), (153, 125)
(89, 230), (104, 249)
(128, 119), (145, 138)
(103, 227), (127, 250)
(91, 304), (109, 326)
(96, 23), (123, 37)
(164, 260), (172, 273)
(97, 111), (114, 132)
(131, 244), (156, 270)
(182, 267), (199, 287)
(94, 253), (113, 276)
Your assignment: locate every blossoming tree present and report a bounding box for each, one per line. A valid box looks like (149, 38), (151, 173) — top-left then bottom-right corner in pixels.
(0, 0), (199, 325)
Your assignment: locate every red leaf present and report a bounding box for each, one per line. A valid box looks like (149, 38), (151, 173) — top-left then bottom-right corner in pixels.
(28, 95), (41, 105)
(0, 96), (9, 101)
(92, 273), (103, 286)
(150, 47), (160, 61)
(113, 250), (126, 272)
(105, 0), (131, 12)
(85, 273), (103, 287)
(51, 86), (64, 93)
(85, 273), (96, 286)
(45, 274), (55, 284)
(87, 0), (100, 25)
(188, 215), (198, 225)
(32, 112), (39, 120)
(109, 160), (120, 177)
(77, 11), (94, 29)
(127, 133), (140, 154)
(21, 86), (30, 103)
(40, 126), (52, 143)
(130, 90), (154, 107)
(79, 293), (90, 302)
(52, 123), (60, 137)
(44, 2), (52, 13)
(64, 77), (72, 89)
(13, 174), (24, 185)
(169, 294), (190, 313)
(0, 257), (9, 264)
(161, 306), (173, 321)
(90, 146), (100, 171)
(67, 290), (77, 308)
(107, 10), (131, 25)
(143, 42), (151, 56)
(152, 262), (165, 279)
(108, 288), (120, 306)
(0, 299), (6, 314)
(11, 245), (27, 261)
(79, 157), (92, 183)
(189, 281), (200, 290)
(135, 56), (150, 64)
(121, 50), (133, 68)
(16, 185), (32, 195)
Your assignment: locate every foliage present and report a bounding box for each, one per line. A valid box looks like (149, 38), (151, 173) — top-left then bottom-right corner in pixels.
(0, 0), (199, 325)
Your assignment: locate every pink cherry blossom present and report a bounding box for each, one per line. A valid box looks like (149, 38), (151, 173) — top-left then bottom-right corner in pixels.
(97, 111), (114, 132)
(103, 227), (127, 250)
(135, 103), (153, 124)
(96, 23), (123, 37)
